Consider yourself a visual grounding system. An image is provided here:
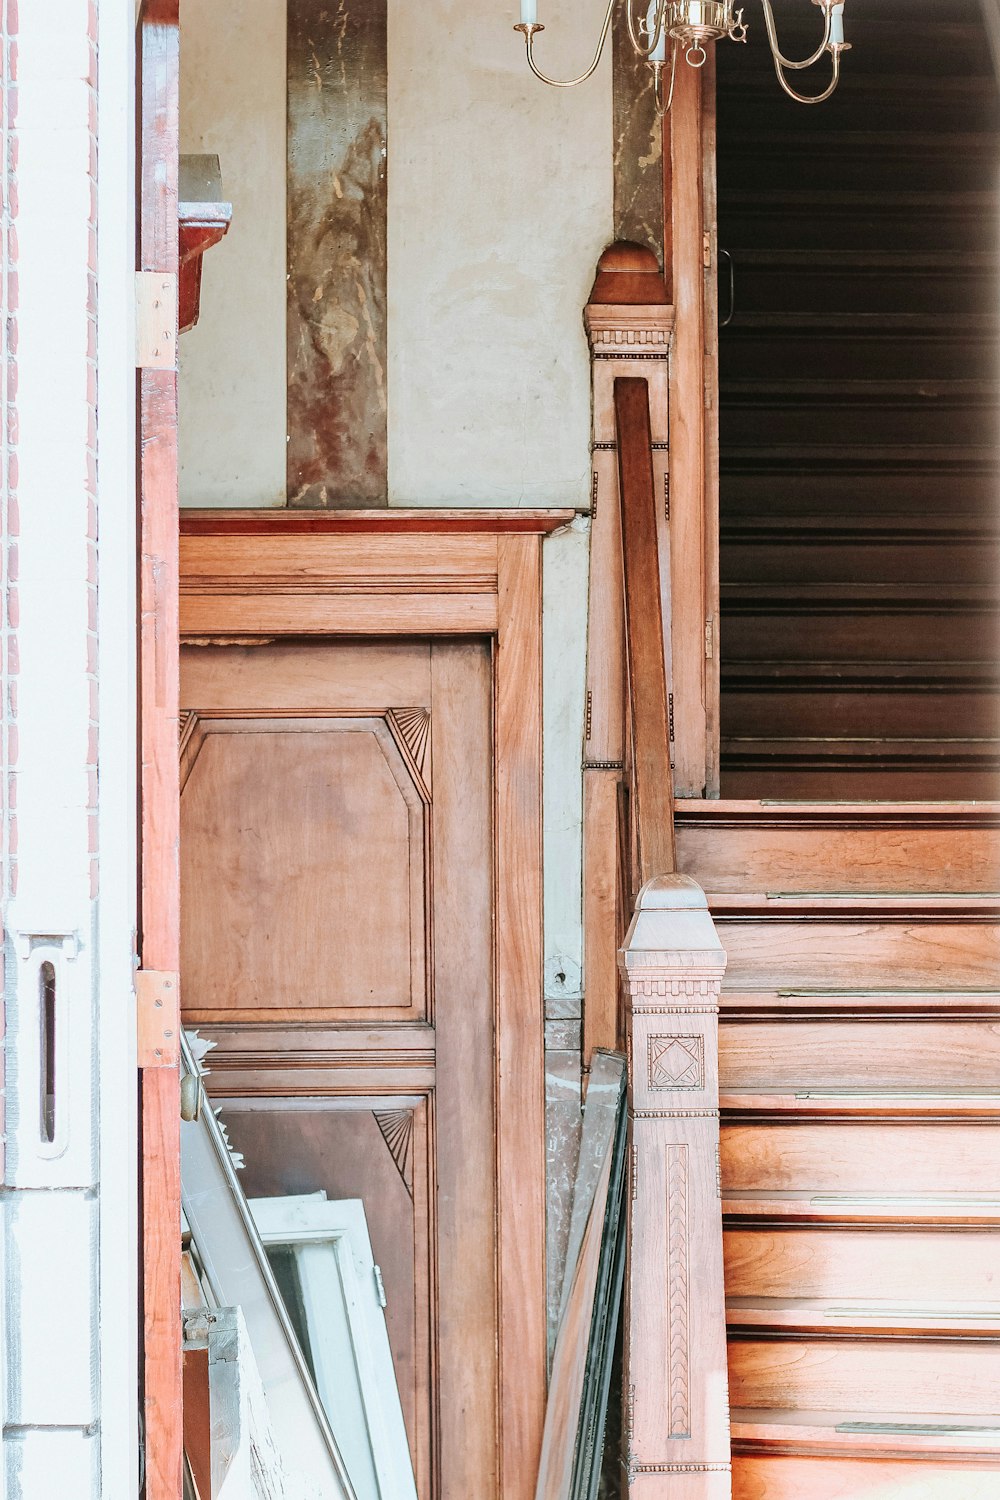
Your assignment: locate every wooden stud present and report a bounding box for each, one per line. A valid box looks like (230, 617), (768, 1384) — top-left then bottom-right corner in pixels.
(138, 3), (183, 1495)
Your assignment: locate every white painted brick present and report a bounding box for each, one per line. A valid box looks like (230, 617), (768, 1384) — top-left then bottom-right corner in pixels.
(5, 1195), (97, 1425)
(17, 33), (93, 84)
(16, 82), (94, 135)
(5, 1428), (98, 1499)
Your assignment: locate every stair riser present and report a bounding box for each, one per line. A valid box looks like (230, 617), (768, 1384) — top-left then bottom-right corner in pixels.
(717, 919), (1000, 990)
(720, 1020), (1000, 1091)
(729, 1339), (1000, 1418)
(719, 264), (998, 314)
(721, 473), (1000, 516)
(719, 212), (1000, 254)
(722, 1124), (997, 1194)
(721, 611), (999, 665)
(721, 157), (998, 195)
(717, 92), (1000, 136)
(733, 1456), (1000, 1499)
(721, 406), (1000, 448)
(720, 764), (1000, 800)
(721, 336), (999, 382)
(721, 539), (1000, 585)
(676, 814), (1000, 894)
(722, 688), (1000, 739)
(725, 1227), (1000, 1303)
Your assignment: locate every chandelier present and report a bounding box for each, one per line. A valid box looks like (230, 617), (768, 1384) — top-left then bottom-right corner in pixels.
(514, 0), (850, 111)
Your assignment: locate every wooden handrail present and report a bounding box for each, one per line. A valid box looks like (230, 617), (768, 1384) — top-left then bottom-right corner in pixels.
(615, 376), (677, 885)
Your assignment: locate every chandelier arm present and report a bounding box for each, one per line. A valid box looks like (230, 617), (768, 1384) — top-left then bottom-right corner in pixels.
(626, 0), (668, 61)
(771, 44), (841, 103)
(654, 42), (679, 117)
(521, 0), (617, 87)
(759, 0), (833, 70)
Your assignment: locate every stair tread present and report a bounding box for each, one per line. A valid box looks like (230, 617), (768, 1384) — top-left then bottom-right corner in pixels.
(731, 1407), (1000, 1456)
(709, 891), (1000, 912)
(727, 1297), (1000, 1335)
(675, 799), (1000, 820)
(721, 988), (1000, 1016)
(721, 1089), (1000, 1118)
(721, 379), (1000, 407)
(722, 1191), (1000, 1225)
(721, 583), (1000, 606)
(723, 248), (1000, 269)
(722, 661), (1000, 683)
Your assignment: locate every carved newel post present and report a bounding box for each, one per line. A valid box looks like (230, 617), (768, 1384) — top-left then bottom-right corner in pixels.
(619, 875), (731, 1499)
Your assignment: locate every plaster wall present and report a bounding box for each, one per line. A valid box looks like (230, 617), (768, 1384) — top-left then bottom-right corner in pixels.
(386, 0), (613, 508)
(178, 0), (288, 508)
(178, 0), (613, 512)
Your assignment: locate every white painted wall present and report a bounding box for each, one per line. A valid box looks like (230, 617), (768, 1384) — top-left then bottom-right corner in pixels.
(178, 0), (612, 511)
(178, 0), (287, 508)
(387, 0), (613, 508)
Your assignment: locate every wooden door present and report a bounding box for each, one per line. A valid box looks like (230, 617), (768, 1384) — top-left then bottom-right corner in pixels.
(179, 638), (498, 1499)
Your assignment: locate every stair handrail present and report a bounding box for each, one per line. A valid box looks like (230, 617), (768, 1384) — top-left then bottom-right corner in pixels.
(586, 243), (733, 1498)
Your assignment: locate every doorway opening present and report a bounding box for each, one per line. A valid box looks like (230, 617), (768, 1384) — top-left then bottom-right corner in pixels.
(717, 0), (1000, 799)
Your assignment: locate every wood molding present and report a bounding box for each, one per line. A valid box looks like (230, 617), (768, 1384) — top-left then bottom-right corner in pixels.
(179, 518), (549, 1500)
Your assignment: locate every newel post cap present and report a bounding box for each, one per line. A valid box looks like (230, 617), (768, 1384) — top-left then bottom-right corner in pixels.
(619, 874), (727, 971)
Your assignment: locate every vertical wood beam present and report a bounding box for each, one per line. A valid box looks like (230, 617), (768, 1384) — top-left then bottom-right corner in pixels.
(700, 54), (721, 799)
(138, 3), (182, 1495)
(496, 534), (547, 1498)
(665, 62), (709, 797)
(619, 876), (730, 1499)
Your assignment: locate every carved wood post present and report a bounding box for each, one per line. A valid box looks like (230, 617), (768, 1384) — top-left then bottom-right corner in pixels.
(619, 875), (731, 1498)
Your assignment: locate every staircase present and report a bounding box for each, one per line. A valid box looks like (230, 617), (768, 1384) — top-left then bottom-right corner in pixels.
(716, 0), (1000, 798)
(676, 799), (1000, 1496)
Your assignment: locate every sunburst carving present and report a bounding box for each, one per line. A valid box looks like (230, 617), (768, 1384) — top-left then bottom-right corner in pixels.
(373, 1108), (414, 1198)
(389, 708), (430, 772)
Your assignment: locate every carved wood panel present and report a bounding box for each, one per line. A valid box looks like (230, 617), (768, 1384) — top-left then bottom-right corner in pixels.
(180, 639), (502, 1499)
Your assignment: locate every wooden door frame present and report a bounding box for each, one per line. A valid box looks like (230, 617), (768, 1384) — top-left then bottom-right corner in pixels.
(178, 506), (571, 1500)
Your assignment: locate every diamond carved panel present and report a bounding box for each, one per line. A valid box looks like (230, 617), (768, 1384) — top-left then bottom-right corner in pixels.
(647, 1035), (705, 1091)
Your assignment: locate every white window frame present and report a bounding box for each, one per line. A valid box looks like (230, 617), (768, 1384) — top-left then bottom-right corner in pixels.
(249, 1193), (418, 1500)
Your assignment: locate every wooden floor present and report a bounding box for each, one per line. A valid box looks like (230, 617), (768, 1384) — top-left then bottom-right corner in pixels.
(677, 798), (1000, 1495)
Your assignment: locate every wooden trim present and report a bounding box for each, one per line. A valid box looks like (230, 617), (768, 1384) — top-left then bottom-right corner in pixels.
(666, 60), (710, 797)
(138, 7), (182, 1497)
(616, 378), (677, 885)
(495, 535), (547, 1496)
(179, 522), (549, 1500)
(701, 53), (721, 799)
(180, 508), (574, 536)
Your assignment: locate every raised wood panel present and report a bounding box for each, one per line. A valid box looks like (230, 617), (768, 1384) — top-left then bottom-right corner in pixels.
(719, 1020), (1000, 1091)
(721, 1124), (994, 1194)
(181, 716), (428, 1017)
(716, 919), (1000, 991)
(729, 1338), (1000, 1417)
(725, 1227), (1000, 1303)
(676, 803), (1000, 894)
(733, 1456), (1000, 1499)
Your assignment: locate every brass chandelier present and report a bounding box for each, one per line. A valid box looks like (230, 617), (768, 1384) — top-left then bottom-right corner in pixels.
(514, 0), (850, 111)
